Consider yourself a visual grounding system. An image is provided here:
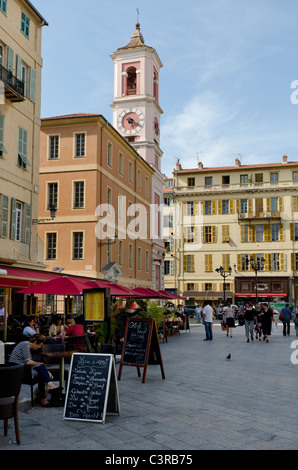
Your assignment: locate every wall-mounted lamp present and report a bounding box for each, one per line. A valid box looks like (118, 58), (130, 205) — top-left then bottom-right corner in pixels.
(52, 267), (65, 273)
(98, 233), (117, 247)
(32, 205), (57, 225)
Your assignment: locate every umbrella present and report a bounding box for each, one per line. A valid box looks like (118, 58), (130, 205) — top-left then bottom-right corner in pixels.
(130, 287), (164, 298)
(17, 276), (89, 295)
(84, 279), (133, 297)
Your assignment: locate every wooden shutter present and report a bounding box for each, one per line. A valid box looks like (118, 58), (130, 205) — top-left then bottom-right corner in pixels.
(211, 226), (216, 243)
(264, 225), (271, 242)
(290, 223), (294, 241)
(248, 199), (252, 216)
(16, 54), (22, 80)
(7, 46), (13, 72)
(218, 200), (222, 215)
(10, 197), (16, 240)
(211, 200), (216, 215)
(248, 225), (255, 242)
(240, 225), (245, 243)
(278, 197), (283, 213)
(237, 254), (242, 271)
(229, 199), (234, 214)
(280, 253), (285, 271)
(0, 195), (8, 238)
(291, 253), (295, 270)
(24, 204), (31, 244)
(279, 224), (284, 241)
(266, 198), (271, 212)
(29, 67), (37, 102)
(235, 199), (240, 213)
(264, 253), (271, 271)
(293, 197), (298, 212)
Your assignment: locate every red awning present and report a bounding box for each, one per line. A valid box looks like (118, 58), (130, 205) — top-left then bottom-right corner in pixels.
(0, 265), (62, 289)
(17, 276), (89, 295)
(130, 287), (164, 298)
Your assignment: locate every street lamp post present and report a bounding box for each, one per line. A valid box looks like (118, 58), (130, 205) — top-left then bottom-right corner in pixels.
(250, 256), (265, 304)
(215, 266), (233, 304)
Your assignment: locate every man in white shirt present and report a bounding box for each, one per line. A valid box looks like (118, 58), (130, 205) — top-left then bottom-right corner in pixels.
(202, 301), (214, 341)
(195, 304), (202, 324)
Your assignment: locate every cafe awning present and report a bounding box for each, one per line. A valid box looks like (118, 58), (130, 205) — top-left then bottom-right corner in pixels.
(0, 265), (61, 289)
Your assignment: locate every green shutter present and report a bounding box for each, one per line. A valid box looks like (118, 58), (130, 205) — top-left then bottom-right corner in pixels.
(16, 54), (22, 80)
(18, 127), (30, 167)
(24, 204), (31, 244)
(29, 67), (36, 102)
(7, 46), (13, 72)
(10, 197), (16, 240)
(0, 195), (8, 238)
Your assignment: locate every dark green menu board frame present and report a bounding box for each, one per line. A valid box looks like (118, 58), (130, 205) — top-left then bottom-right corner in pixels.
(63, 353), (120, 424)
(117, 318), (165, 383)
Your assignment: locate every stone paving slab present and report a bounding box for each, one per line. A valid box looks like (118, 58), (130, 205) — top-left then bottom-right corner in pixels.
(1, 321), (298, 451)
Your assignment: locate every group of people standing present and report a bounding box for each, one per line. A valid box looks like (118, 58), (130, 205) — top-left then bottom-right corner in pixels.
(195, 300), (297, 343)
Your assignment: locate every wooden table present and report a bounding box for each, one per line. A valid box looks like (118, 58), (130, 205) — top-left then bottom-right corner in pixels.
(41, 351), (74, 390)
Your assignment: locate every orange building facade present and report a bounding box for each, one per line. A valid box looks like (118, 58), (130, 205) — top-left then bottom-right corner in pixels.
(38, 113), (155, 288)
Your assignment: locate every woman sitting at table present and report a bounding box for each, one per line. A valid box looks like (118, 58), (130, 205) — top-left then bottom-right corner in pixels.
(9, 334), (61, 407)
(48, 315), (65, 338)
(23, 316), (40, 338)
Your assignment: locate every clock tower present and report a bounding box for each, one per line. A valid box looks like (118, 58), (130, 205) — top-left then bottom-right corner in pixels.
(111, 23), (165, 290)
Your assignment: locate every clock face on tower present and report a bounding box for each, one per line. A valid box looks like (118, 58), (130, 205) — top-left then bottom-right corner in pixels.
(117, 108), (144, 135)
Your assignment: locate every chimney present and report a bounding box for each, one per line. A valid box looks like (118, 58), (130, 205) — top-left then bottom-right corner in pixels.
(235, 157), (241, 167)
(198, 161), (204, 169)
(282, 155), (288, 164)
(176, 159), (182, 170)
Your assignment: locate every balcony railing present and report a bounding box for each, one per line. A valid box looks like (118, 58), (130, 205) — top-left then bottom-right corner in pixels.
(174, 180), (298, 193)
(0, 64), (25, 102)
(238, 211), (281, 221)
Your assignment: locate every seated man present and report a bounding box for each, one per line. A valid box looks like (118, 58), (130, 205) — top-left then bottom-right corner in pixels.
(9, 334), (60, 407)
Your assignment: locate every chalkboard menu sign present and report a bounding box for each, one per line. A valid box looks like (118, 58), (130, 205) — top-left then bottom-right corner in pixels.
(118, 318), (165, 383)
(63, 353), (120, 424)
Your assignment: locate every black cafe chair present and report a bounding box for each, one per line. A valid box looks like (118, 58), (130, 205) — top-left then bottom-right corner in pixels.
(0, 363), (24, 445)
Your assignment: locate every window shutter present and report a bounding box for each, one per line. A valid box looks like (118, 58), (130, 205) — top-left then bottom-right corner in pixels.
(237, 254), (241, 271)
(264, 225), (271, 242)
(24, 204), (31, 244)
(29, 67), (37, 102)
(7, 46), (13, 72)
(183, 227), (187, 243)
(248, 199), (252, 216)
(266, 198), (271, 212)
(183, 255), (187, 272)
(169, 260), (174, 275)
(182, 202), (187, 216)
(211, 226), (216, 243)
(190, 255), (195, 272)
(290, 223), (294, 241)
(10, 197), (16, 240)
(235, 199), (240, 213)
(293, 197), (298, 212)
(0, 114), (4, 153)
(279, 224), (284, 241)
(211, 200), (216, 215)
(229, 199), (234, 214)
(248, 225), (255, 242)
(0, 195), (8, 238)
(194, 201), (199, 215)
(170, 236), (174, 251)
(280, 253), (285, 271)
(291, 253), (295, 270)
(201, 226), (205, 244)
(16, 54), (22, 80)
(240, 225), (245, 243)
(218, 200), (222, 215)
(264, 254), (271, 271)
(278, 197), (283, 213)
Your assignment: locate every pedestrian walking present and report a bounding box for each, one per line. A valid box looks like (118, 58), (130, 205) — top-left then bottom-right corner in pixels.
(202, 301), (214, 341)
(294, 313), (298, 337)
(279, 303), (292, 336)
(195, 304), (202, 324)
(244, 301), (256, 342)
(259, 303), (277, 343)
(224, 303), (235, 338)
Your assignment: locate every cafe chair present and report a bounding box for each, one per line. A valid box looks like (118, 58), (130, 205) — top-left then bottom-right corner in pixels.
(22, 365), (39, 409)
(66, 335), (92, 353)
(0, 363), (24, 445)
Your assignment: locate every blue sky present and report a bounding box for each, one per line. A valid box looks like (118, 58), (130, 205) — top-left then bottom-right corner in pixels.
(33, 0), (298, 177)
